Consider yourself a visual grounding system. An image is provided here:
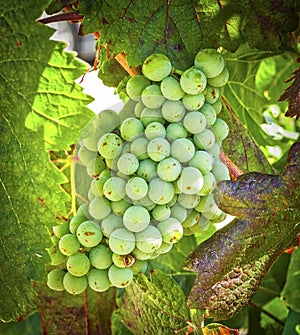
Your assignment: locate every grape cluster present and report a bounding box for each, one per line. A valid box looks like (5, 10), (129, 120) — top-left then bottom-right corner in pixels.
(47, 48), (230, 295)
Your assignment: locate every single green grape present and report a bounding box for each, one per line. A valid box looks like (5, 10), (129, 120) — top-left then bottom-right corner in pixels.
(212, 118), (229, 141)
(108, 264), (133, 288)
(177, 193), (200, 209)
(160, 76), (185, 100)
(194, 48), (225, 78)
(193, 128), (216, 150)
(182, 93), (205, 111)
(142, 53), (172, 81)
(117, 153), (139, 175)
(147, 137), (171, 162)
(66, 252), (90, 277)
(126, 75), (151, 101)
(89, 196), (111, 220)
(161, 100), (186, 122)
(148, 178), (174, 205)
(53, 221), (69, 238)
(58, 233), (80, 256)
(157, 157), (182, 182)
(140, 107), (164, 126)
(47, 269), (65, 291)
(170, 138), (195, 163)
(120, 117), (144, 142)
(89, 244), (113, 269)
(166, 122), (188, 142)
(182, 111), (206, 134)
(144, 122), (166, 140)
(180, 67), (207, 94)
(157, 217), (184, 244)
(88, 268), (111, 292)
(189, 150), (213, 174)
(142, 84), (166, 109)
(135, 225), (163, 253)
(97, 133), (123, 159)
(123, 205), (150, 232)
(103, 177), (127, 201)
(151, 204), (171, 221)
(63, 272), (88, 295)
(86, 156), (106, 179)
(76, 220), (103, 247)
(130, 137), (149, 160)
(77, 145), (96, 165)
(125, 177), (149, 201)
(109, 228), (136, 255)
(177, 166), (204, 195)
(101, 213), (124, 237)
(136, 158), (158, 182)
(111, 199), (132, 216)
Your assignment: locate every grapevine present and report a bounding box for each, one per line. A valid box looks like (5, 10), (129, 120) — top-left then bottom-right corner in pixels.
(47, 49), (232, 294)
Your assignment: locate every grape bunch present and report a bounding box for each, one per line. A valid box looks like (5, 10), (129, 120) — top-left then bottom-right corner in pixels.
(47, 48), (231, 295)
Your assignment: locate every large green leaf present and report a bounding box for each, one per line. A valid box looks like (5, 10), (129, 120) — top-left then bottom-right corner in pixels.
(0, 0), (93, 322)
(78, 0), (299, 69)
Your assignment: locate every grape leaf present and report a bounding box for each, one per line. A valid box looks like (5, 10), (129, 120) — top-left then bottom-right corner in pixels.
(0, 1), (93, 322)
(279, 58), (300, 120)
(201, 323), (239, 335)
(37, 284), (117, 335)
(118, 270), (190, 335)
(184, 142), (300, 320)
(78, 0), (299, 69)
(281, 247), (300, 312)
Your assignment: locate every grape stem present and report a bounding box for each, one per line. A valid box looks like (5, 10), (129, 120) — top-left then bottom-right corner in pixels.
(114, 52), (140, 76)
(220, 151), (243, 180)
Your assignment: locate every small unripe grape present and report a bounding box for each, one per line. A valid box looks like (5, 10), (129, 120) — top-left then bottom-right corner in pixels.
(142, 53), (172, 81)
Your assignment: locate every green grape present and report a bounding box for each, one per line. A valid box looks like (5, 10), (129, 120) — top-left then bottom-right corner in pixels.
(182, 209), (200, 228)
(137, 159), (158, 182)
(134, 101), (146, 118)
(195, 193), (216, 212)
(212, 118), (229, 141)
(112, 253), (126, 268)
(157, 157), (181, 182)
(142, 53), (172, 81)
(140, 107), (164, 126)
(155, 242), (173, 255)
(166, 122), (188, 141)
(180, 67), (207, 94)
(53, 221), (69, 238)
(126, 75), (151, 101)
(47, 269), (65, 291)
(108, 264), (133, 288)
(123, 205), (150, 232)
(203, 207), (226, 223)
(98, 133), (123, 159)
(132, 247), (153, 260)
(135, 225), (162, 253)
(101, 213), (124, 237)
(189, 150), (213, 174)
(208, 142), (221, 160)
(86, 156), (106, 179)
(170, 202), (187, 222)
(58, 233), (80, 256)
(177, 166), (204, 195)
(82, 128), (106, 152)
(120, 117), (144, 142)
(147, 137), (170, 162)
(199, 103), (217, 126)
(90, 171), (110, 197)
(190, 214), (210, 233)
(161, 100), (186, 122)
(132, 195), (155, 211)
(111, 199), (132, 216)
(142, 84), (166, 109)
(151, 204), (171, 221)
(88, 268), (111, 292)
(148, 177), (174, 205)
(167, 192), (177, 207)
(211, 99), (223, 115)
(182, 93), (205, 111)
(89, 196), (111, 220)
(117, 153), (139, 175)
(183, 111), (206, 134)
(157, 218), (183, 244)
(109, 228), (135, 255)
(211, 161), (230, 181)
(194, 48), (225, 78)
(76, 203), (90, 218)
(67, 252), (90, 277)
(77, 145), (96, 165)
(125, 177), (149, 201)
(105, 157), (118, 171)
(183, 227), (194, 236)
(131, 259), (148, 274)
(207, 67), (229, 87)
(204, 85), (220, 104)
(122, 142), (132, 154)
(89, 244), (113, 269)
(76, 220), (103, 247)
(177, 193), (200, 209)
(69, 214), (88, 235)
(47, 243), (66, 266)
(170, 138), (195, 163)
(95, 109), (121, 133)
(160, 76), (185, 100)
(103, 177), (126, 201)
(88, 188), (95, 201)
(144, 122), (166, 140)
(198, 171), (217, 195)
(130, 137), (149, 160)
(63, 272), (88, 295)
(193, 128), (216, 150)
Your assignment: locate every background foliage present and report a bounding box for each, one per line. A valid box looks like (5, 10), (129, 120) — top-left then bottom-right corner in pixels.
(0, 0), (299, 334)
